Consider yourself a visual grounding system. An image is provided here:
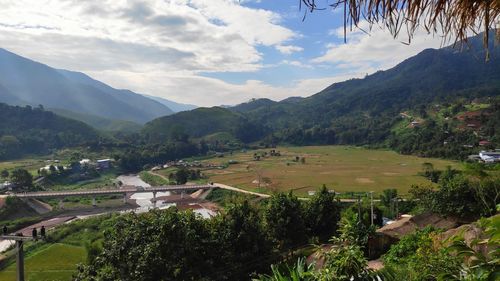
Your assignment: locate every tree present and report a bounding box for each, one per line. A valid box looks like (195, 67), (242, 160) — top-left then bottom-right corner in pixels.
(410, 174), (499, 219)
(300, 0), (499, 59)
(175, 168), (189, 184)
(380, 188), (398, 208)
(0, 169), (8, 179)
(10, 168), (33, 189)
(304, 185), (341, 241)
(213, 201), (274, 280)
(264, 192), (307, 250)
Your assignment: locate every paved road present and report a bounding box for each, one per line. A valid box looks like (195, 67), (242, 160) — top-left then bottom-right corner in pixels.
(214, 183), (271, 198)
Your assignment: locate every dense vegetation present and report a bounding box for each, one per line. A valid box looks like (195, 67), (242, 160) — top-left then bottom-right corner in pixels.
(72, 174), (498, 280)
(0, 103), (99, 159)
(75, 187), (341, 281)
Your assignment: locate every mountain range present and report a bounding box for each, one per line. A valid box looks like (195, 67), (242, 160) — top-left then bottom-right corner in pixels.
(0, 32), (499, 160)
(143, 32), (500, 149)
(0, 48), (197, 127)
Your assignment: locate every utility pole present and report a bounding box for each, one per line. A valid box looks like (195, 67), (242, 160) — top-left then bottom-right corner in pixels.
(2, 226), (45, 281)
(357, 195), (361, 221)
(1, 235), (33, 281)
(395, 197), (399, 219)
(369, 191), (374, 225)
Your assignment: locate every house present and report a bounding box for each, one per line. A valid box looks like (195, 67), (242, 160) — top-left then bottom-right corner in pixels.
(479, 151), (500, 163)
(97, 159), (112, 169)
(409, 121), (421, 128)
(0, 181), (13, 190)
(479, 140), (492, 146)
(39, 165), (64, 172)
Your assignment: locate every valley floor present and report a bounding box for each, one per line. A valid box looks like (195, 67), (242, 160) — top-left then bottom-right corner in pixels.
(193, 146), (460, 196)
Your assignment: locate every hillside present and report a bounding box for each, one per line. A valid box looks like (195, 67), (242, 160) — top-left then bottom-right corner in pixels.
(49, 108), (142, 133)
(230, 98), (277, 113)
(0, 103), (99, 159)
(142, 107), (266, 143)
(0, 49), (173, 124)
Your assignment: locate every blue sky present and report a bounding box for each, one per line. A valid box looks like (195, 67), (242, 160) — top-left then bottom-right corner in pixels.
(201, 1), (347, 86)
(0, 0), (442, 106)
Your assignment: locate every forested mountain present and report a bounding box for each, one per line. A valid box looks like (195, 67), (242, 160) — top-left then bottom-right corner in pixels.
(230, 98), (277, 113)
(0, 48), (173, 124)
(145, 33), (500, 158)
(142, 107), (266, 143)
(0, 103), (99, 159)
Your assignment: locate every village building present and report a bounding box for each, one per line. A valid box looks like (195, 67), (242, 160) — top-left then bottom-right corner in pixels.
(479, 151), (500, 163)
(97, 159), (112, 169)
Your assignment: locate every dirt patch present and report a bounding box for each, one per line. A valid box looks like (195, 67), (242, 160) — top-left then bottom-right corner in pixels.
(208, 170), (233, 175)
(383, 172), (400, 176)
(355, 178), (374, 184)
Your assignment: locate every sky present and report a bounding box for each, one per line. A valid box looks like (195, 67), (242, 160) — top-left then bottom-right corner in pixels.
(0, 0), (445, 106)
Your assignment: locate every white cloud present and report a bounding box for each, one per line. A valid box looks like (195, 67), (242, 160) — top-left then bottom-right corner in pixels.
(0, 0), (310, 106)
(314, 22), (444, 71)
(281, 60), (312, 69)
(275, 45), (304, 54)
(88, 68), (366, 106)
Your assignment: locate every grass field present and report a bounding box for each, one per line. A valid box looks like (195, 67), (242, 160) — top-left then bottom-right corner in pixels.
(0, 243), (85, 281)
(202, 146), (460, 195)
(0, 158), (48, 175)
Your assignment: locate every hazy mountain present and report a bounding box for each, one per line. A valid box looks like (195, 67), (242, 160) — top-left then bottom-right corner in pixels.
(144, 95), (197, 113)
(0, 48), (173, 124)
(0, 83), (24, 105)
(50, 108), (142, 133)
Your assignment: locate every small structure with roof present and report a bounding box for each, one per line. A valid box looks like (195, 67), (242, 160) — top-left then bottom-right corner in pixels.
(479, 151), (500, 163)
(97, 159), (112, 169)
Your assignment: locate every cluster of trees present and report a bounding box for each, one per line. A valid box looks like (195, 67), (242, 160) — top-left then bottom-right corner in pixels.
(75, 187), (341, 280)
(168, 168), (202, 185)
(1, 168), (33, 190)
(410, 167), (499, 219)
(115, 141), (201, 172)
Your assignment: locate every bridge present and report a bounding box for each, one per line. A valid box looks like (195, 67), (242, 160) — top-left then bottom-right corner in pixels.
(12, 185), (214, 199)
(10, 184), (215, 207)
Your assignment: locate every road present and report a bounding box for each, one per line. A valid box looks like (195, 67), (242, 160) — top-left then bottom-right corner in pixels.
(214, 183), (271, 198)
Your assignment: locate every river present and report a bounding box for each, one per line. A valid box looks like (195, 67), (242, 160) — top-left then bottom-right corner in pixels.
(116, 175), (174, 213)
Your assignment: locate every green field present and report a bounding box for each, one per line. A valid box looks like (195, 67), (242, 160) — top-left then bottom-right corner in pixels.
(0, 243), (85, 281)
(202, 146), (460, 195)
(0, 158), (48, 175)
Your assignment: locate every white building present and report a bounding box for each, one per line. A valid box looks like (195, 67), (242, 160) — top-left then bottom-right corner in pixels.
(479, 151), (500, 163)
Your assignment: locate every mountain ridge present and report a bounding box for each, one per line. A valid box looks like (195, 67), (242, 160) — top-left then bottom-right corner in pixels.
(0, 48), (176, 124)
(144, 32), (500, 154)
